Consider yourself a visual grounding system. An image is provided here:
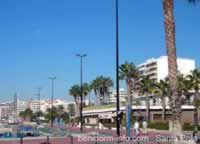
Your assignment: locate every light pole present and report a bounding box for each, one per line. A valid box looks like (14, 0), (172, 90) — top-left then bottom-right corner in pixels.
(49, 76), (56, 128)
(76, 54), (87, 132)
(115, 0), (120, 137)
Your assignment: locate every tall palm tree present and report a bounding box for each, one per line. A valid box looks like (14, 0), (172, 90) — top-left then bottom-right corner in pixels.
(69, 84), (81, 117)
(102, 77), (113, 103)
(162, 0), (198, 132)
(91, 78), (100, 105)
(69, 83), (91, 116)
(139, 76), (156, 121)
(91, 76), (113, 105)
(187, 69), (200, 128)
(119, 61), (139, 136)
(155, 78), (170, 121)
(82, 82), (92, 106)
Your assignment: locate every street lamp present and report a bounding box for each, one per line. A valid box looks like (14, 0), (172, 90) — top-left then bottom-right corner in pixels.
(115, 0), (120, 137)
(49, 76), (56, 128)
(76, 54), (87, 132)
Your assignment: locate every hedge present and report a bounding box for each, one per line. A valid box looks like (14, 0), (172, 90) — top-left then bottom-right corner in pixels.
(102, 122), (200, 131)
(183, 123), (200, 131)
(148, 122), (169, 130)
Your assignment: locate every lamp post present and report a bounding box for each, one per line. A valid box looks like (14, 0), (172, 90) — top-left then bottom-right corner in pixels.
(49, 76), (56, 128)
(76, 54), (87, 132)
(115, 0), (120, 137)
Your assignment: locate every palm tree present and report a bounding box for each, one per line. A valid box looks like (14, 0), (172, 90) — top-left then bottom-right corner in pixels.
(91, 78), (100, 105)
(91, 76), (113, 105)
(19, 108), (33, 121)
(69, 84), (81, 117)
(155, 78), (170, 121)
(82, 83), (92, 106)
(69, 83), (92, 116)
(139, 76), (156, 121)
(102, 77), (113, 103)
(68, 103), (76, 118)
(57, 105), (64, 114)
(162, 0), (198, 132)
(177, 73), (193, 101)
(187, 69), (200, 128)
(119, 61), (139, 136)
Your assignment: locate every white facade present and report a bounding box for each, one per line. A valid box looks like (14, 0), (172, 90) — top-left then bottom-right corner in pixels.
(17, 100), (29, 114)
(16, 99), (75, 114)
(108, 88), (128, 103)
(40, 99), (75, 113)
(137, 56), (195, 81)
(30, 100), (40, 113)
(0, 103), (11, 119)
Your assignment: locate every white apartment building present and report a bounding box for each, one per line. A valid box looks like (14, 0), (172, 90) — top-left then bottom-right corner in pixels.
(107, 56), (195, 104)
(40, 99), (75, 113)
(0, 103), (11, 119)
(17, 100), (29, 114)
(15, 99), (75, 114)
(30, 100), (40, 113)
(108, 88), (128, 103)
(137, 56), (195, 81)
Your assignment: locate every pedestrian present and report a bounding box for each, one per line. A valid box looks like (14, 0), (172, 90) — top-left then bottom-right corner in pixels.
(142, 119), (148, 135)
(193, 131), (198, 143)
(134, 121), (139, 137)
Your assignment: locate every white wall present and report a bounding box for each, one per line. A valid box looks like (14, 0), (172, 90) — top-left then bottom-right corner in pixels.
(157, 56), (169, 81)
(157, 56), (195, 81)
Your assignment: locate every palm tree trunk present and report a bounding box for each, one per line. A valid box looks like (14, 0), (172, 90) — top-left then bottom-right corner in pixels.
(126, 79), (131, 137)
(194, 92), (199, 128)
(146, 94), (150, 121)
(161, 97), (166, 121)
(74, 96), (80, 117)
(96, 90), (100, 105)
(89, 92), (91, 106)
(163, 0), (182, 132)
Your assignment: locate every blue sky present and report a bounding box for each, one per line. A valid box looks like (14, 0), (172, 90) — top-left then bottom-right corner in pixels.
(0, 0), (199, 102)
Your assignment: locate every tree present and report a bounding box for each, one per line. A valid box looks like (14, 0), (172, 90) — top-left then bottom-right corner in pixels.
(119, 61), (139, 136)
(139, 76), (156, 121)
(91, 76), (113, 105)
(162, 0), (198, 133)
(155, 78), (170, 121)
(60, 112), (70, 124)
(44, 106), (70, 124)
(69, 84), (81, 117)
(19, 108), (33, 121)
(69, 82), (91, 117)
(82, 83), (92, 106)
(187, 69), (200, 128)
(57, 105), (65, 117)
(45, 106), (59, 123)
(68, 103), (75, 118)
(32, 111), (44, 124)
(19, 111), (26, 120)
(102, 77), (113, 103)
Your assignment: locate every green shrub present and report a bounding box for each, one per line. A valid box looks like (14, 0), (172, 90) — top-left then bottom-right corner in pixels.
(103, 123), (116, 129)
(183, 123), (200, 131)
(102, 121), (199, 131)
(147, 122), (169, 130)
